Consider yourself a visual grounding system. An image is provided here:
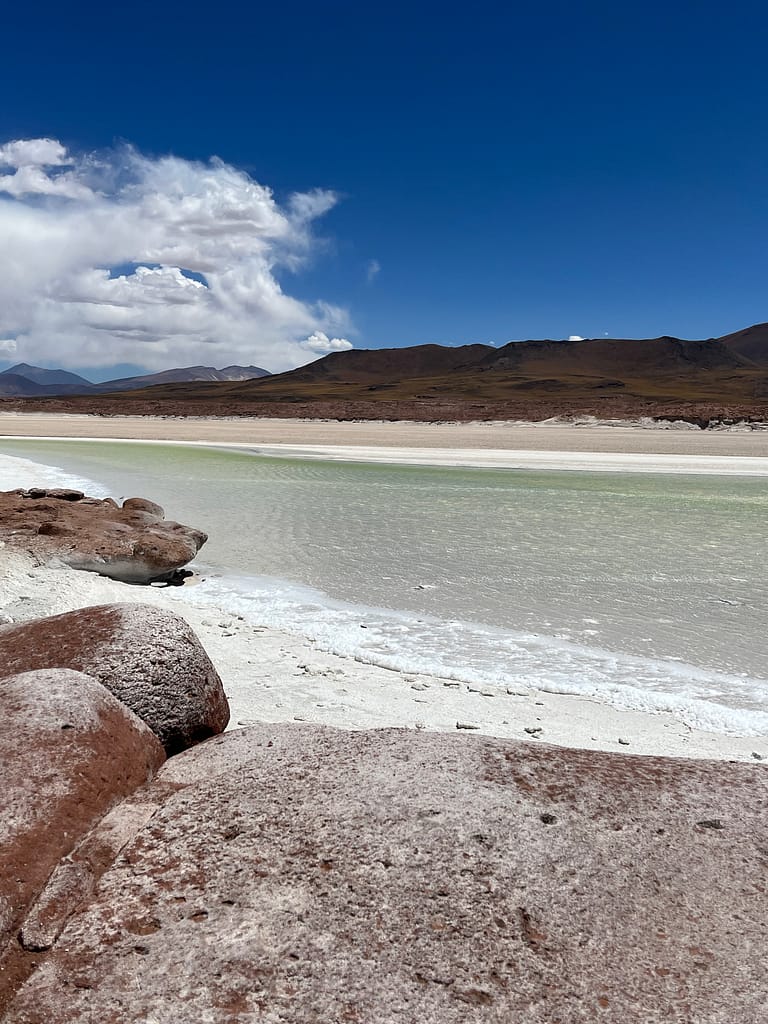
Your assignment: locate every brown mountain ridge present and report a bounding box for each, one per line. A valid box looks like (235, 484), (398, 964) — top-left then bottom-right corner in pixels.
(5, 324), (768, 423)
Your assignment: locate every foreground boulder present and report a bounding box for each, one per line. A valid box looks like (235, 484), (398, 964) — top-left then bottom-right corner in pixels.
(0, 488), (206, 583)
(5, 725), (767, 1023)
(0, 668), (164, 1016)
(0, 604), (230, 754)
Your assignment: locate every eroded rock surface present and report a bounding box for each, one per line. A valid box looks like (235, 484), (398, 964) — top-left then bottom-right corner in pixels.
(0, 668), (164, 1015)
(0, 604), (229, 754)
(5, 725), (767, 1023)
(0, 488), (206, 583)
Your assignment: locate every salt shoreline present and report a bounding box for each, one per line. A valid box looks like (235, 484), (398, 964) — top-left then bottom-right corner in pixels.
(3, 410), (768, 461)
(1, 433), (765, 764)
(2, 544), (764, 763)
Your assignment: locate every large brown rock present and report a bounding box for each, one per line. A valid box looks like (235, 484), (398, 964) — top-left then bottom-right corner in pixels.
(5, 725), (767, 1023)
(0, 488), (206, 583)
(0, 604), (230, 754)
(0, 668), (164, 1016)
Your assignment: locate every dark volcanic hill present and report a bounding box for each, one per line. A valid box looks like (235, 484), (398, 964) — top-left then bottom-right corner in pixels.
(5, 325), (768, 422)
(278, 343), (491, 384)
(719, 323), (768, 366)
(211, 328), (765, 394)
(476, 336), (748, 376)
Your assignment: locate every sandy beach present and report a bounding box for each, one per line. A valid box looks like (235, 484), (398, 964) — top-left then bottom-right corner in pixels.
(1, 413), (766, 764)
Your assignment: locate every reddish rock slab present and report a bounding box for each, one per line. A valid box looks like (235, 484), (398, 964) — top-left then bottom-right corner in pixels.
(0, 668), (164, 1016)
(0, 488), (206, 583)
(5, 725), (767, 1023)
(0, 604), (229, 754)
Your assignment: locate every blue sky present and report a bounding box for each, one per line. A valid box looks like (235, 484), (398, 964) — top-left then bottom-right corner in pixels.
(1, 0), (767, 373)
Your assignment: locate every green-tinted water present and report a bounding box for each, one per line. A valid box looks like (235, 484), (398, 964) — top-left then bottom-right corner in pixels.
(2, 438), (766, 683)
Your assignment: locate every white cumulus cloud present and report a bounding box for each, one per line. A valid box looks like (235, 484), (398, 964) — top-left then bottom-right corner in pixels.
(568, 335), (585, 341)
(0, 139), (353, 372)
(0, 138), (70, 167)
(0, 137), (96, 200)
(302, 331), (354, 354)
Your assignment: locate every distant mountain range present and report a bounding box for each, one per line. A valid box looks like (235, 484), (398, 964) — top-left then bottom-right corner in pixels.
(0, 363), (270, 397)
(4, 324), (768, 422)
(255, 323), (768, 385)
(74, 322), (768, 401)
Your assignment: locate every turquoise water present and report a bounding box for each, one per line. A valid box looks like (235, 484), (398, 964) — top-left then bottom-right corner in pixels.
(2, 439), (767, 733)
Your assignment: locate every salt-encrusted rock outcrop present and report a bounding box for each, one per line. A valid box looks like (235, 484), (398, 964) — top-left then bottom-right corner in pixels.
(6, 725), (767, 1023)
(0, 604), (230, 754)
(0, 487), (206, 583)
(0, 668), (164, 1015)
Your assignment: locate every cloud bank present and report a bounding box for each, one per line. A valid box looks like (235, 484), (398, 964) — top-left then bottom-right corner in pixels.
(0, 139), (353, 372)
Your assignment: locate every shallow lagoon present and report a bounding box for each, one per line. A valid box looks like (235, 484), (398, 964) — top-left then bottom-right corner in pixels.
(2, 438), (767, 733)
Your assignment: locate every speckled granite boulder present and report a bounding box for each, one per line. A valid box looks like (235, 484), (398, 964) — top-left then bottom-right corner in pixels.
(0, 488), (206, 583)
(0, 668), (164, 1015)
(5, 725), (767, 1023)
(0, 604), (229, 754)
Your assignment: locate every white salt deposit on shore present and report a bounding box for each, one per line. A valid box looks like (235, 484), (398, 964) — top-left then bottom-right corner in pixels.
(218, 443), (768, 475)
(1, 445), (765, 763)
(2, 544), (764, 762)
(3, 411), (768, 458)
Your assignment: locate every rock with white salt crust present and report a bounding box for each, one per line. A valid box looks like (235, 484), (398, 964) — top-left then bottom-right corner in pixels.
(5, 724), (767, 1023)
(0, 603), (230, 754)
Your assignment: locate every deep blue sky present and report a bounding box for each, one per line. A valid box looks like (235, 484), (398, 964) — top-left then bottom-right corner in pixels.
(3, 0), (767, 351)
